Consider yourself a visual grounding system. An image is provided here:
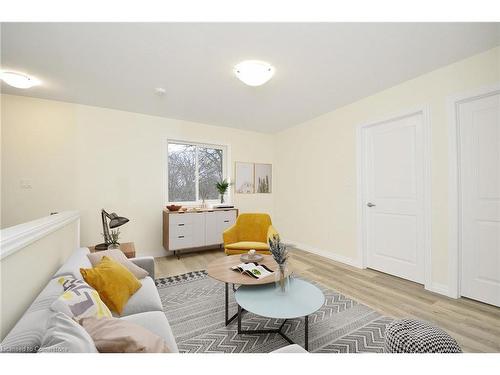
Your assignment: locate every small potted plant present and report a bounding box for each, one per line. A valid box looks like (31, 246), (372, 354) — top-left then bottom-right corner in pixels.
(216, 179), (231, 204)
(108, 229), (121, 250)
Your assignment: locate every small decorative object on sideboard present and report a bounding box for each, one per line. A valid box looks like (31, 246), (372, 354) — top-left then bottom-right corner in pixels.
(215, 179), (231, 204)
(166, 204), (182, 212)
(95, 209), (129, 251)
(240, 249), (264, 263)
(269, 234), (289, 293)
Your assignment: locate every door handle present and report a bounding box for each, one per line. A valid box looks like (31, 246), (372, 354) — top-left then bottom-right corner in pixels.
(367, 202), (376, 207)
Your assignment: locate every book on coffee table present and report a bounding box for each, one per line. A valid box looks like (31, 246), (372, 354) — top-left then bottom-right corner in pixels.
(230, 262), (274, 280)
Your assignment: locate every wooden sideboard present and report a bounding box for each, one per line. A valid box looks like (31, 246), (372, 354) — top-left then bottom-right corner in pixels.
(162, 208), (238, 256)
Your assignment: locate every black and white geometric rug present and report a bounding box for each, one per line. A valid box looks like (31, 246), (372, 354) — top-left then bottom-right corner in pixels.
(155, 271), (393, 353)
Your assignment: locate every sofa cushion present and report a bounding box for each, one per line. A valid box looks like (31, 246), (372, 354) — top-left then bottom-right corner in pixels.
(225, 241), (269, 251)
(54, 247), (92, 280)
(51, 276), (112, 320)
(0, 278), (63, 352)
(81, 256), (142, 315)
(116, 276), (163, 317)
(121, 311), (178, 353)
(39, 312), (98, 353)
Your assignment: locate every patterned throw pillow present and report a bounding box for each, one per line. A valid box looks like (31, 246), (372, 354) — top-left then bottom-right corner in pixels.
(50, 276), (112, 320)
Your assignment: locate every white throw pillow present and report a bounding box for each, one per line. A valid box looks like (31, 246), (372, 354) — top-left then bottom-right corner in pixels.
(39, 313), (98, 353)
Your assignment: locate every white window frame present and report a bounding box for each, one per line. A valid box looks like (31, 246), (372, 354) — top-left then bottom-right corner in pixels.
(164, 139), (229, 205)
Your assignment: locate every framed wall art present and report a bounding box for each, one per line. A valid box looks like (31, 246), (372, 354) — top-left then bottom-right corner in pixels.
(255, 163), (272, 193)
(235, 162), (254, 193)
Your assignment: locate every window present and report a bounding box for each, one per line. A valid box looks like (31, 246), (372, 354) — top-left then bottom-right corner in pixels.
(167, 141), (226, 203)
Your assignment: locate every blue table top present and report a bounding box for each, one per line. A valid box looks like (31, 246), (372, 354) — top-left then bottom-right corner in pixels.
(235, 278), (325, 319)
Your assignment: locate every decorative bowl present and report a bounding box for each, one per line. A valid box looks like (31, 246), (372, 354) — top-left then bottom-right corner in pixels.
(166, 204), (182, 211)
(240, 253), (264, 263)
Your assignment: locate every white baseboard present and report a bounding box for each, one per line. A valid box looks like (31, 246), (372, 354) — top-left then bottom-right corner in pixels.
(288, 240), (456, 299)
(287, 240), (362, 268)
(425, 282), (453, 298)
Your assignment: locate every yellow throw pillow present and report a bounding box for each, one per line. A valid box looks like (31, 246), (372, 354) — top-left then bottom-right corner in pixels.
(80, 256), (141, 315)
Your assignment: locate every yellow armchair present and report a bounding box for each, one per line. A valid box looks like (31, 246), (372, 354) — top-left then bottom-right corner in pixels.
(223, 213), (279, 255)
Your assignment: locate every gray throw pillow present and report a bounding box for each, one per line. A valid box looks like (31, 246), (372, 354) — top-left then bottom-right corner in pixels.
(39, 313), (98, 353)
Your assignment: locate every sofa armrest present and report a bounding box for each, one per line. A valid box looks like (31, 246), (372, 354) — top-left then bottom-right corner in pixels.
(223, 224), (238, 246)
(130, 256), (155, 278)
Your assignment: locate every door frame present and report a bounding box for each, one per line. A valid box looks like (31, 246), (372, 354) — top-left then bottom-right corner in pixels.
(447, 83), (500, 299)
(356, 106), (432, 289)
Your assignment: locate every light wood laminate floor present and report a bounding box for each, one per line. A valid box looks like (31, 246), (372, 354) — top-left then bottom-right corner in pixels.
(155, 248), (500, 353)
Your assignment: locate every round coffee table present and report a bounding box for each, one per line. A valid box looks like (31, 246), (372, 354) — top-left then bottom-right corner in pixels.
(207, 255), (291, 325)
(235, 279), (324, 351)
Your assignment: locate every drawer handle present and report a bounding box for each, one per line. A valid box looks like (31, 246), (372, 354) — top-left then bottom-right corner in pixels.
(178, 223), (185, 226)
(178, 235), (184, 238)
(224, 220), (230, 223)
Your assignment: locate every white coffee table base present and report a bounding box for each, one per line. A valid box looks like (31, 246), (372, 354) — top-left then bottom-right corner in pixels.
(235, 279), (324, 352)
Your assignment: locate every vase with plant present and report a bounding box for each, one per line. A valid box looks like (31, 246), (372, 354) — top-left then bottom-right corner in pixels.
(107, 229), (121, 250)
(216, 179), (230, 204)
(269, 234), (289, 293)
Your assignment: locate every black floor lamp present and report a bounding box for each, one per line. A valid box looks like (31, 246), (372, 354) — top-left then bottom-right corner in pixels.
(95, 209), (129, 250)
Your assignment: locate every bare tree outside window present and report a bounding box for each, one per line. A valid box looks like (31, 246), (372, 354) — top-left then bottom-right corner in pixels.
(199, 147), (223, 200)
(168, 142), (225, 203)
(168, 143), (196, 202)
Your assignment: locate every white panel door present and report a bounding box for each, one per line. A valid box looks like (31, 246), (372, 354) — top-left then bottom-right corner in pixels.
(459, 92), (500, 306)
(364, 112), (426, 283)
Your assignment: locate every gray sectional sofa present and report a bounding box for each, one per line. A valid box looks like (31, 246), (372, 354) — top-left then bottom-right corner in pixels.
(0, 247), (178, 353)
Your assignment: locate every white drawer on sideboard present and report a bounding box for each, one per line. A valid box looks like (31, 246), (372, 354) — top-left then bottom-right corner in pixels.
(216, 210), (237, 233)
(169, 213), (195, 226)
(169, 233), (193, 250)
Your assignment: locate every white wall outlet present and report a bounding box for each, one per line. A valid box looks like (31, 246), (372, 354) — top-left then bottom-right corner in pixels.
(20, 179), (32, 189)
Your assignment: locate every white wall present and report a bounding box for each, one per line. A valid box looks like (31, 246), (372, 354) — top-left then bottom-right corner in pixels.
(274, 47), (500, 294)
(1, 96), (274, 256)
(0, 212), (80, 339)
(2, 47), (499, 297)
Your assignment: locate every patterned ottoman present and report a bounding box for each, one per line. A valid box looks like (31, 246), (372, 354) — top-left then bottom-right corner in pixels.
(384, 319), (462, 353)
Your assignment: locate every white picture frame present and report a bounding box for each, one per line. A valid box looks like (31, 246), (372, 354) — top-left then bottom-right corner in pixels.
(235, 162), (254, 193)
(255, 163), (272, 193)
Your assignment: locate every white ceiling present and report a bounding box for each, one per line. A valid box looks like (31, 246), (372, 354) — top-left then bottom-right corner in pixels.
(1, 23), (499, 133)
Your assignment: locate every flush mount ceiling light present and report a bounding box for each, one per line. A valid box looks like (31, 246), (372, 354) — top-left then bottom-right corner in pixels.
(154, 87), (166, 96)
(234, 60), (275, 86)
(0, 71), (41, 89)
